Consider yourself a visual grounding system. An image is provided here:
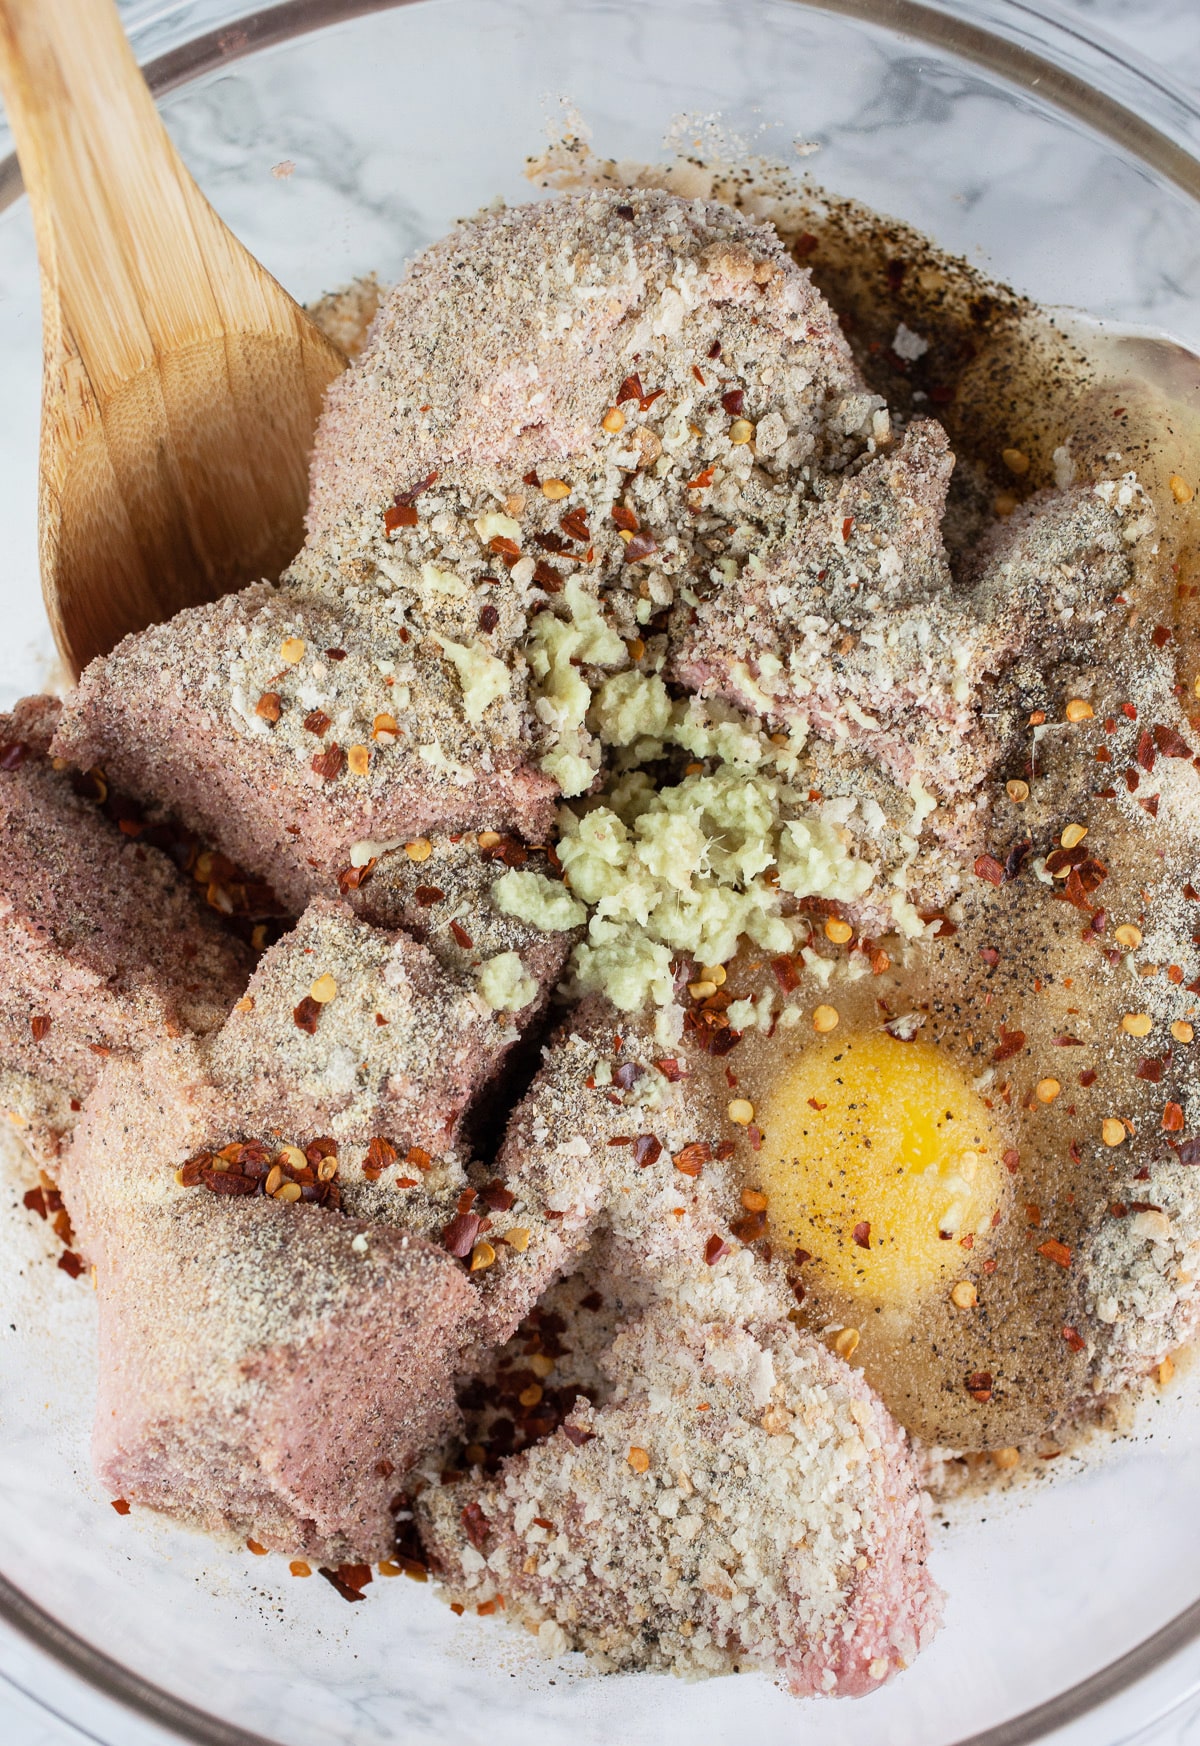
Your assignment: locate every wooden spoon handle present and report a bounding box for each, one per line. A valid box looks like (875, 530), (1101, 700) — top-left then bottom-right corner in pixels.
(0, 0), (284, 394)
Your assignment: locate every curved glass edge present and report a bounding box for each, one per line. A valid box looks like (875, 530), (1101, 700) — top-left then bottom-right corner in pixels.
(1, 2), (1200, 1743)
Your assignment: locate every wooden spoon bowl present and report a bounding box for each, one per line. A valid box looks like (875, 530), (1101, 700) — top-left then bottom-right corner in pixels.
(0, 0), (347, 677)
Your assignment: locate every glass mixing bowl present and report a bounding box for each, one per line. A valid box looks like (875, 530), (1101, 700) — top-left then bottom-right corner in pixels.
(2, 2), (1200, 1741)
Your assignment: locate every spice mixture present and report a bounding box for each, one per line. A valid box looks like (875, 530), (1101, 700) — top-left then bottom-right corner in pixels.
(4, 148), (1200, 1701)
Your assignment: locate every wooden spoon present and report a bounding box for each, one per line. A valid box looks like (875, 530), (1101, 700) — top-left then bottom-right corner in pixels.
(0, 0), (347, 678)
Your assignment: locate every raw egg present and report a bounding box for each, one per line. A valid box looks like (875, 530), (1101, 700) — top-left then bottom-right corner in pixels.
(758, 1032), (1005, 1302)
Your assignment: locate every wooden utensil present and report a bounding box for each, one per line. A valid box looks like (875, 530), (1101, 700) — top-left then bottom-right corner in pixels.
(0, 0), (347, 677)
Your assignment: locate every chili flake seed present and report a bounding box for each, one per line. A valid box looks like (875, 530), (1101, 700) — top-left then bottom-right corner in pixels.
(246, 1538), (267, 1555)
(741, 1188), (768, 1213)
(1170, 474), (1195, 504)
(1158, 1354), (1176, 1386)
(1114, 924), (1143, 950)
(278, 1143), (307, 1170)
(951, 1281), (978, 1309)
(1121, 1012), (1153, 1037)
(992, 1447), (1020, 1471)
(601, 406), (625, 433)
(1035, 1078), (1062, 1105)
(700, 963), (727, 986)
(812, 1004), (840, 1033)
(727, 1098), (755, 1125)
(372, 711), (398, 741)
(255, 692), (281, 722)
(627, 1446), (651, 1473)
(824, 917), (853, 944)
(502, 1227), (531, 1251)
(469, 1240), (497, 1272)
(728, 418), (755, 445)
(1060, 823), (1088, 849)
(1002, 446), (1030, 475)
(530, 1353), (555, 1379)
(309, 973), (338, 1004)
(1006, 779), (1030, 803)
(832, 1327), (860, 1359)
(1172, 1021), (1195, 1044)
(995, 492), (1018, 517)
(274, 1181), (303, 1203)
(289, 1560), (312, 1577)
(280, 637), (306, 664)
(1065, 698), (1094, 723)
(347, 744), (370, 776)
(378, 1559), (405, 1577)
(541, 478), (570, 500)
(1101, 1117), (1128, 1147)
(405, 838), (433, 862)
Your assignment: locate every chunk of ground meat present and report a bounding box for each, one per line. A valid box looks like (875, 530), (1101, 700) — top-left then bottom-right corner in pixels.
(418, 1305), (940, 1695)
(0, 695), (252, 1098)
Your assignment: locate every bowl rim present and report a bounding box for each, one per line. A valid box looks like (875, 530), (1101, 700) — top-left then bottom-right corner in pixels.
(3, 1), (1200, 1741)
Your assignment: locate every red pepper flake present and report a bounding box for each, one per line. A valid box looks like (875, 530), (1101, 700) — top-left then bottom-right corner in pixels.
(980, 947), (1000, 967)
(674, 1141), (710, 1178)
(992, 1030), (1026, 1063)
(311, 743), (345, 783)
(1053, 1035), (1083, 1047)
(449, 920), (474, 949)
(841, 516), (855, 543)
(479, 1179), (515, 1212)
(721, 388), (745, 416)
(704, 1233), (730, 1266)
(686, 465), (716, 490)
(1121, 701), (1138, 720)
(965, 1371), (994, 1403)
(730, 1209), (767, 1243)
(851, 1220), (871, 1249)
(1062, 1325), (1086, 1353)
(771, 954), (801, 992)
(974, 855), (1005, 886)
(639, 387), (666, 411)
(57, 1250), (85, 1278)
(532, 559), (563, 593)
(479, 602), (500, 631)
(293, 996), (321, 1034)
(1135, 1057), (1164, 1083)
(1079, 1068), (1098, 1087)
(1151, 624), (1172, 648)
(460, 1500), (492, 1550)
(562, 1423), (595, 1447)
(1154, 723), (1191, 757)
(384, 503), (418, 531)
(1137, 729), (1157, 771)
(318, 1566), (369, 1603)
(364, 1136), (398, 1178)
(489, 534), (520, 561)
(441, 1211), (481, 1259)
(560, 508), (590, 543)
(1138, 795), (1161, 819)
(1164, 1101), (1186, 1131)
(1037, 1238), (1072, 1269)
(655, 1057), (685, 1083)
(632, 1134), (663, 1168)
(692, 365), (706, 386)
(303, 709), (331, 737)
(395, 470), (438, 506)
(0, 740), (27, 770)
(611, 504), (639, 533)
(111, 1498), (131, 1515)
(616, 373), (644, 404)
(1002, 1149), (1020, 1174)
(30, 1014), (51, 1042)
(622, 532), (658, 563)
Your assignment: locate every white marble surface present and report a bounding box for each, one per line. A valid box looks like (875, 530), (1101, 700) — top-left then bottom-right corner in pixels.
(3, 2), (1200, 1744)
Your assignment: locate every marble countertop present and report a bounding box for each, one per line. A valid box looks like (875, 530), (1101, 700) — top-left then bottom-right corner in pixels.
(3, 1), (1200, 1742)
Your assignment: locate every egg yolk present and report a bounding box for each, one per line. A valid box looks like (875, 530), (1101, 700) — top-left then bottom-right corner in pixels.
(758, 1032), (1005, 1301)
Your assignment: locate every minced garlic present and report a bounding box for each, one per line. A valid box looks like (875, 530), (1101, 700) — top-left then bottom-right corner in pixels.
(477, 950), (538, 1012)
